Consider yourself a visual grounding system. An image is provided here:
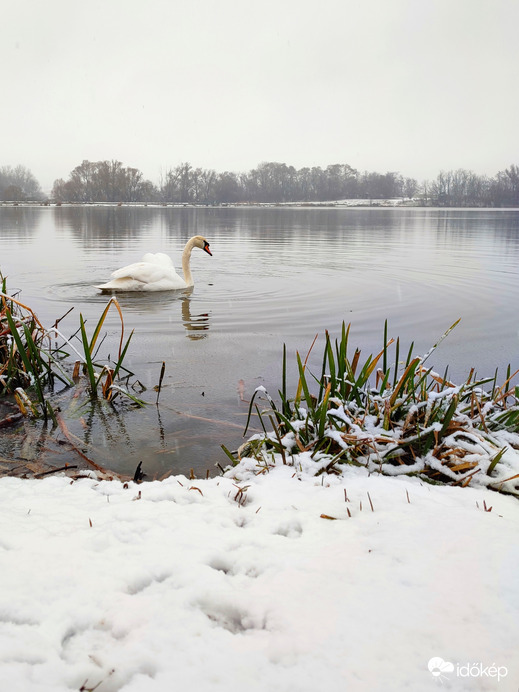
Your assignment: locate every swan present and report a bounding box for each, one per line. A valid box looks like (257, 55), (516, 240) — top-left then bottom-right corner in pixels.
(95, 235), (212, 292)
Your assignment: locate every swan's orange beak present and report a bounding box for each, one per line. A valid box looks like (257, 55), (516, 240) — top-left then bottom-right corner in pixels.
(203, 242), (212, 256)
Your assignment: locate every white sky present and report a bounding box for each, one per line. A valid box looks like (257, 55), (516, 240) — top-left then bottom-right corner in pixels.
(2, 0), (518, 190)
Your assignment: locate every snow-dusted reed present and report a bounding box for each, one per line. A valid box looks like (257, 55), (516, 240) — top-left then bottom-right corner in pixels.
(228, 322), (519, 498)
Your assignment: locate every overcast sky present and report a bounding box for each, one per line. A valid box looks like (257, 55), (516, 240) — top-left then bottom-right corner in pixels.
(2, 0), (518, 191)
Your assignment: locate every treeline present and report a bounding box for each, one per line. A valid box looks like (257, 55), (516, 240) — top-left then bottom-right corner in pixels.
(51, 160), (419, 204)
(2, 159), (519, 206)
(51, 160), (519, 207)
(0, 165), (43, 201)
(423, 166), (519, 207)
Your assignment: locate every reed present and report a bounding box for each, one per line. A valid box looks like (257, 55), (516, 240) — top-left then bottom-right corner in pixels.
(0, 273), (144, 418)
(78, 297), (141, 404)
(235, 321), (519, 497)
(1, 282), (70, 419)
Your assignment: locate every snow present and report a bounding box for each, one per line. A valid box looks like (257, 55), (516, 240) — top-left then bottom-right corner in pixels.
(0, 464), (518, 692)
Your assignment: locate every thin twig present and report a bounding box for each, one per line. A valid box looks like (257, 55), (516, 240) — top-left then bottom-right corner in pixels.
(34, 465), (78, 478)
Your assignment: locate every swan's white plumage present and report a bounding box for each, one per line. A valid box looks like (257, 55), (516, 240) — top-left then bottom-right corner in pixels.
(140, 252), (175, 267)
(95, 236), (211, 292)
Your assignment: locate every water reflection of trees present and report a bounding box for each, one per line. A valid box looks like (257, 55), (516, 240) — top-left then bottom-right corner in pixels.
(49, 205), (434, 251)
(54, 206), (162, 246)
(431, 210), (519, 254)
(45, 205), (519, 260)
(0, 207), (43, 238)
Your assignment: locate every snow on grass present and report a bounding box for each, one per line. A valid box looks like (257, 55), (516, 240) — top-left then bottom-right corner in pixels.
(235, 322), (519, 498)
(0, 465), (518, 691)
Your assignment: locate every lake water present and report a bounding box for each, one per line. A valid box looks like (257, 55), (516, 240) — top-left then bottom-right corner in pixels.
(1, 205), (519, 477)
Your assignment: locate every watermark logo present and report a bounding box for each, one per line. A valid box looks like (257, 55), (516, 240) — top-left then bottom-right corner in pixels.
(428, 657), (508, 684)
(428, 657), (454, 681)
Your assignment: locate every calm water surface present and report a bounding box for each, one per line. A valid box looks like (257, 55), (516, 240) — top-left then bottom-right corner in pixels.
(1, 206), (519, 476)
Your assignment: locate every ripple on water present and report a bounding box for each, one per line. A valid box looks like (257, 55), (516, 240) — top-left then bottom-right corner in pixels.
(46, 281), (106, 304)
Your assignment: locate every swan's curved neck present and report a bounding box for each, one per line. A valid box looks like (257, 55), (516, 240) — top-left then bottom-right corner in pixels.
(181, 237), (197, 287)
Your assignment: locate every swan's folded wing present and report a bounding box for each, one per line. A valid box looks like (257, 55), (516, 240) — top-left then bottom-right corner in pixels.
(110, 261), (167, 284)
(141, 252), (175, 268)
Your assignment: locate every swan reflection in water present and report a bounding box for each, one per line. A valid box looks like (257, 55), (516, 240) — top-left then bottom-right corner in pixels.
(181, 295), (210, 340)
(109, 289), (210, 340)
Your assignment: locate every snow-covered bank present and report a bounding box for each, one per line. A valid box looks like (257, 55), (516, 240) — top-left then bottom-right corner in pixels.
(0, 468), (518, 692)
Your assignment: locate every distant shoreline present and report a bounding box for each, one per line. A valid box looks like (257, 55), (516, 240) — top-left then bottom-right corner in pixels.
(2, 200), (519, 210)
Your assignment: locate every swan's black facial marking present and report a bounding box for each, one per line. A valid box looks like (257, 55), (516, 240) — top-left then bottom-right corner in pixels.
(203, 241), (212, 256)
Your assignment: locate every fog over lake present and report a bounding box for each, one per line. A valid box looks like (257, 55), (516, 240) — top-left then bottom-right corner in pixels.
(2, 206), (519, 476)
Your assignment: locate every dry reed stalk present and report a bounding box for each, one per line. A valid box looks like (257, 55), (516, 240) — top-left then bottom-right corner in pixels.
(56, 412), (119, 478)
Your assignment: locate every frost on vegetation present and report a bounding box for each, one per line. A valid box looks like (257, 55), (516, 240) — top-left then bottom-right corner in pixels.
(226, 322), (519, 498)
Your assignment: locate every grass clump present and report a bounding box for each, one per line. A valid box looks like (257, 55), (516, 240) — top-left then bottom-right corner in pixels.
(0, 272), (144, 420)
(229, 321), (519, 497)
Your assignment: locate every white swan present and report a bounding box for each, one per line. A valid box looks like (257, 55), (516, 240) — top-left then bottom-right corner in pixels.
(95, 235), (212, 292)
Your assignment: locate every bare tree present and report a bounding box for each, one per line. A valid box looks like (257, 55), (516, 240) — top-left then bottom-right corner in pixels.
(0, 165), (43, 200)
